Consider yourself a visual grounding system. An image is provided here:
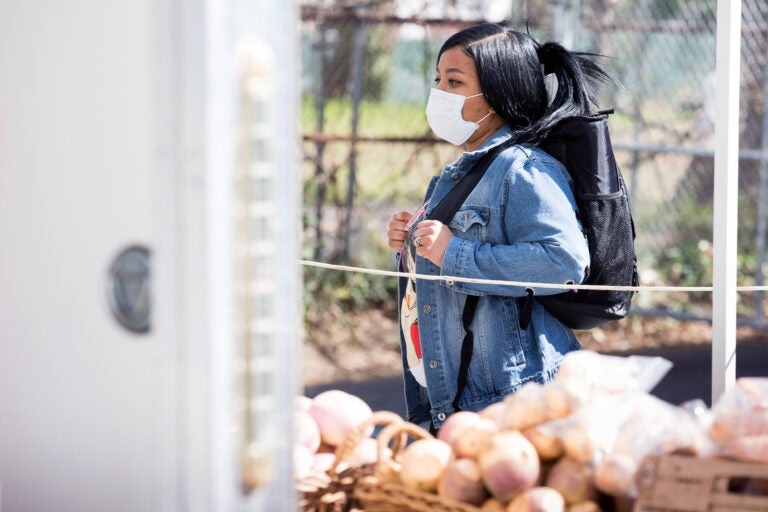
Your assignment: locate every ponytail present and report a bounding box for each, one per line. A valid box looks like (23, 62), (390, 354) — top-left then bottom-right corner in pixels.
(536, 41), (615, 124)
(534, 41), (615, 139)
(443, 23), (616, 145)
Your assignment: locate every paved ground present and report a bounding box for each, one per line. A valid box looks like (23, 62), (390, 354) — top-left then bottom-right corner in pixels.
(305, 341), (768, 417)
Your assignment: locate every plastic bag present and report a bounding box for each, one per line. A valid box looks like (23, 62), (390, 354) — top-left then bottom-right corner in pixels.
(593, 394), (714, 498)
(525, 391), (713, 499)
(543, 350), (673, 418)
(709, 377), (768, 463)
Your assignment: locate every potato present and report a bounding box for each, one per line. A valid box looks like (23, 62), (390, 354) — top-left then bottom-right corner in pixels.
(524, 426), (564, 461)
(562, 416), (616, 465)
(594, 454), (637, 498)
(480, 401), (508, 429)
(720, 434), (768, 464)
(545, 380), (592, 419)
(505, 382), (551, 430)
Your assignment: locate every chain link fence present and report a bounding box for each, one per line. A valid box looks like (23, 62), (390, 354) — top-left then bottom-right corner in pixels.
(300, 0), (768, 327)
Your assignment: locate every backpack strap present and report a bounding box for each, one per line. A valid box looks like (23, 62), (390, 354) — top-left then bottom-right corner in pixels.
(428, 140), (513, 222)
(518, 288), (535, 331)
(427, 139), (513, 413)
(452, 294), (478, 412)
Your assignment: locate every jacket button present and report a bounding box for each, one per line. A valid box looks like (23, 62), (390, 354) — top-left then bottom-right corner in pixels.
(422, 305), (431, 313)
(437, 412), (446, 421)
(450, 172), (459, 180)
(429, 360), (438, 369)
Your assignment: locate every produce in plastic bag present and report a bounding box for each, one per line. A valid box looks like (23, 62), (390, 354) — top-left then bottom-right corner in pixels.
(488, 351), (674, 435)
(707, 377), (768, 463)
(518, 388), (711, 500)
(503, 381), (552, 430)
(593, 393), (712, 498)
(525, 392), (641, 467)
(544, 351), (673, 418)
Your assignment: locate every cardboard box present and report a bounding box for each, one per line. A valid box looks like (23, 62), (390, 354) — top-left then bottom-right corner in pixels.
(634, 454), (768, 512)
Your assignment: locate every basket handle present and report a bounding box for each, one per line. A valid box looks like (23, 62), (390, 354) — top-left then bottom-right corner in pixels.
(375, 421), (433, 466)
(328, 410), (404, 476)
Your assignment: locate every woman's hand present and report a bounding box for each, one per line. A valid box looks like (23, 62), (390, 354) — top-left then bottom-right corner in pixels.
(412, 219), (453, 267)
(387, 210), (413, 251)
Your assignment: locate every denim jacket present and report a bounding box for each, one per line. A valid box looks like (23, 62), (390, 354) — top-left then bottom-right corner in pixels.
(396, 125), (589, 429)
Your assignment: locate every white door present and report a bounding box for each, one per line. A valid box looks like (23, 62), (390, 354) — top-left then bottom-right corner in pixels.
(0, 1), (179, 510)
(0, 1), (300, 510)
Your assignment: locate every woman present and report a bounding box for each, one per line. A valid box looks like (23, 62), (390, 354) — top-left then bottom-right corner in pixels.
(387, 23), (614, 430)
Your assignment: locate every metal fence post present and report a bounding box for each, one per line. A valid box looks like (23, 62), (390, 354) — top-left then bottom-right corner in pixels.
(312, 22), (330, 261)
(756, 71), (768, 322)
(341, 19), (367, 260)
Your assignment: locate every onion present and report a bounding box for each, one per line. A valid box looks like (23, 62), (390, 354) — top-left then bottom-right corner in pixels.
(437, 411), (482, 451)
(544, 458), (597, 504)
(399, 438), (453, 493)
(294, 410), (321, 453)
(308, 390), (373, 447)
(506, 487), (565, 512)
(478, 430), (540, 502)
(437, 457), (489, 506)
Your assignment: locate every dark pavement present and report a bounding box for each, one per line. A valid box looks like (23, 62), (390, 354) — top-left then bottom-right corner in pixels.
(306, 341), (768, 416)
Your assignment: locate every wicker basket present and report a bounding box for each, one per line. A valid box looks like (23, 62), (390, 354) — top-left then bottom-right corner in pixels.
(353, 421), (482, 512)
(297, 410), (406, 512)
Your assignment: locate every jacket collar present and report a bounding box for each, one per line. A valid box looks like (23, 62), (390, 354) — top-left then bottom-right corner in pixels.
(455, 125), (514, 168)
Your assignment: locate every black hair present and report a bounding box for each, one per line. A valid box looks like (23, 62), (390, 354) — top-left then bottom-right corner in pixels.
(437, 23), (615, 144)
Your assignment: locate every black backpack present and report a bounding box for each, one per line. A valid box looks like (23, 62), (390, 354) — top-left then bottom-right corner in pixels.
(535, 110), (638, 329)
(428, 111), (638, 411)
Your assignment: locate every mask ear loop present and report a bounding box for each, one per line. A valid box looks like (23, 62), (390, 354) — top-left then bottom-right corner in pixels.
(474, 111), (493, 125)
(465, 93), (493, 125)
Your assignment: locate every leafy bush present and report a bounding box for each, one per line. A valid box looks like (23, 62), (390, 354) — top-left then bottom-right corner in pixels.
(303, 264), (398, 316)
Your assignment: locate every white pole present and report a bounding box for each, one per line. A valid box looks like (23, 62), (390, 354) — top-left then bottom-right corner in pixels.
(712, 0), (742, 403)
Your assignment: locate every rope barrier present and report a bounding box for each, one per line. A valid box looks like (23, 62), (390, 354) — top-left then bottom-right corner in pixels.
(299, 259), (768, 293)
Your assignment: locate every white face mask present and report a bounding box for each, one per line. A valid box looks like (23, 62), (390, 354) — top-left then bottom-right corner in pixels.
(425, 88), (492, 146)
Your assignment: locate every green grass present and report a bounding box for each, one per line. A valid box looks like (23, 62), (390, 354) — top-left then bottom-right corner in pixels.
(301, 96), (430, 138)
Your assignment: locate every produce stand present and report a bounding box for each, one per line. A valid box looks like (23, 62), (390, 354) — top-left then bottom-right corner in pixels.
(298, 354), (768, 512)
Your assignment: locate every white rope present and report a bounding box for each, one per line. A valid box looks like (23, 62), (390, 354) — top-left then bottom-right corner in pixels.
(299, 259), (768, 293)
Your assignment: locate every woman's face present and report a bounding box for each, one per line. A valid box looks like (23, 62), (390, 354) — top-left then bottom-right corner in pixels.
(434, 45), (504, 151)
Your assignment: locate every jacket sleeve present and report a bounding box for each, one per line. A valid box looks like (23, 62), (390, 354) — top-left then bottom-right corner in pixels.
(439, 158), (589, 297)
